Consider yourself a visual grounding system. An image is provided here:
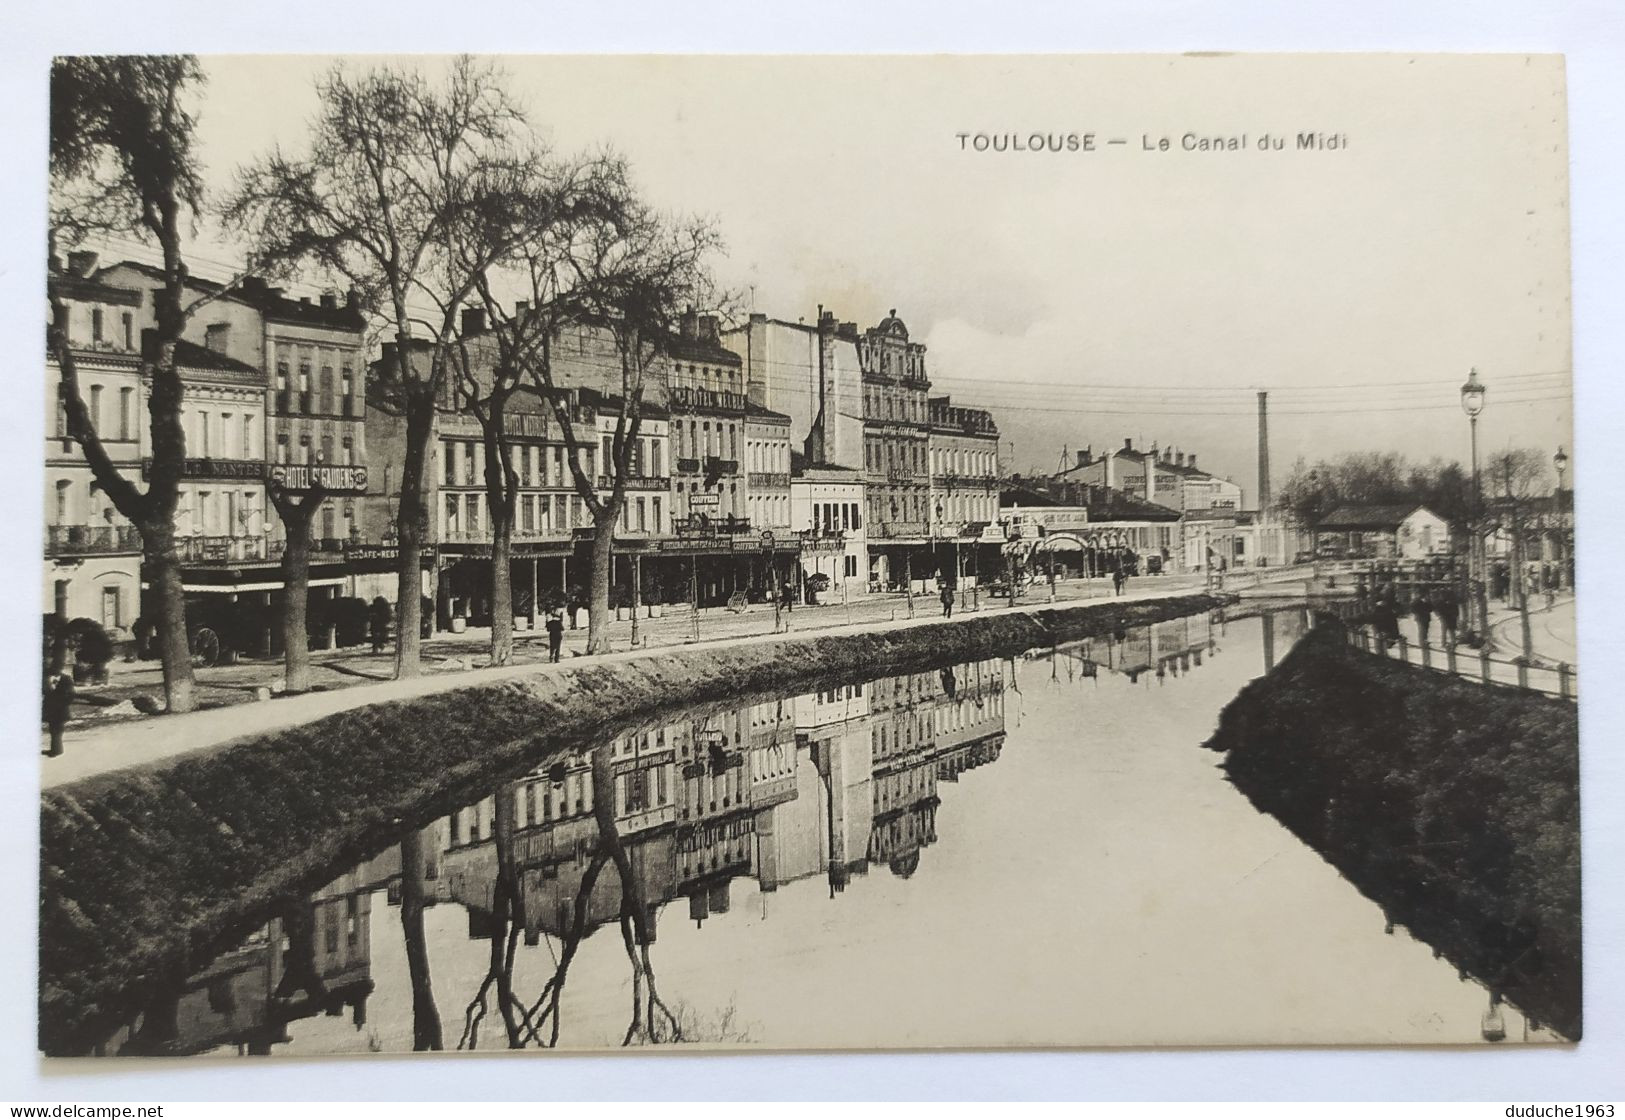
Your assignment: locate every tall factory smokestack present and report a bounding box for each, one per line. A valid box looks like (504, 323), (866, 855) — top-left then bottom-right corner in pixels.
(1257, 391), (1272, 512)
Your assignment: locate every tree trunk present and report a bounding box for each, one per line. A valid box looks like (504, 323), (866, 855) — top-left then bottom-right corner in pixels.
(280, 504), (314, 693)
(587, 512), (616, 655)
(394, 393), (435, 679)
(399, 829), (443, 1051)
(490, 522), (514, 666)
(143, 522), (195, 715)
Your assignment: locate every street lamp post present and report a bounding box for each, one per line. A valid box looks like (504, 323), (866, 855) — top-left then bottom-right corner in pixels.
(1553, 445), (1569, 590)
(1460, 368), (1488, 642)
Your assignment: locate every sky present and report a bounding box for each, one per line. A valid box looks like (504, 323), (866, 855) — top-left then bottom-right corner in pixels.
(146, 53), (1572, 504)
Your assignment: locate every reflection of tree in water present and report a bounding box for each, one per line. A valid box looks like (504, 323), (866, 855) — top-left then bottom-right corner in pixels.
(456, 742), (684, 1049)
(399, 829), (444, 1051)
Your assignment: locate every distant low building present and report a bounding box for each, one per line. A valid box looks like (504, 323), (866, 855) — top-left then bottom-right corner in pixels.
(1313, 503), (1452, 560)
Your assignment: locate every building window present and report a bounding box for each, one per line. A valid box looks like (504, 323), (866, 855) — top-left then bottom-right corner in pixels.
(91, 308), (103, 343)
(320, 365), (334, 413)
(652, 496), (662, 531)
(463, 442), (476, 486)
(320, 430), (334, 464)
(54, 580), (70, 619)
(445, 494), (460, 534)
(342, 436), (354, 466)
(276, 433), (289, 464)
(120, 388), (135, 440)
(88, 385), (102, 431)
(466, 493), (480, 534)
(54, 480), (70, 524)
(243, 414), (255, 459)
(120, 312), (133, 351)
(298, 432), (311, 464)
(443, 441), (456, 486)
(275, 360), (289, 393)
(341, 362), (353, 400)
(298, 356), (311, 394)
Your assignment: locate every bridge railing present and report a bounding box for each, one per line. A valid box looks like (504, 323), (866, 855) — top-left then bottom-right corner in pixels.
(1340, 623), (1576, 702)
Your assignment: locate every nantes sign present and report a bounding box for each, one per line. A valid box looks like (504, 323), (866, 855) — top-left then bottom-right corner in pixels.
(269, 464), (369, 494)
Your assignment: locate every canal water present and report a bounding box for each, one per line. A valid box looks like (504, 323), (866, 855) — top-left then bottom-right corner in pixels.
(81, 608), (1552, 1056)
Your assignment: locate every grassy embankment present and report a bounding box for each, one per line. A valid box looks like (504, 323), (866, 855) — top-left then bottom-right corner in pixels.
(41, 592), (1226, 1055)
(1204, 620), (1581, 1040)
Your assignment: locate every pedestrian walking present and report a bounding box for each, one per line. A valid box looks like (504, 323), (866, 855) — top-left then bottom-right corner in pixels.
(545, 607), (564, 663)
(940, 582), (954, 618)
(368, 597), (392, 655)
(1411, 592), (1433, 649)
(42, 672), (73, 757)
(780, 580), (794, 613)
(1436, 590), (1460, 646)
(1373, 590), (1401, 648)
(1112, 568), (1126, 596)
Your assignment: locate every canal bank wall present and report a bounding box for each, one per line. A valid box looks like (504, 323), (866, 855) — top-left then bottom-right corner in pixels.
(1203, 621), (1581, 1040)
(41, 592), (1227, 1055)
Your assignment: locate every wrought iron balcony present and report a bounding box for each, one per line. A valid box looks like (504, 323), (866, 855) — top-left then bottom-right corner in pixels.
(676, 457), (701, 473)
(596, 474), (669, 492)
(175, 535), (268, 563)
(748, 471), (791, 490)
(45, 524), (142, 556)
(706, 456), (739, 476)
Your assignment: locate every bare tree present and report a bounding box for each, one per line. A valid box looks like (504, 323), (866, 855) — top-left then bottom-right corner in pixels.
(265, 479), (326, 692)
(519, 195), (726, 654)
(226, 57), (530, 678)
(444, 152), (623, 664)
(48, 55), (212, 713)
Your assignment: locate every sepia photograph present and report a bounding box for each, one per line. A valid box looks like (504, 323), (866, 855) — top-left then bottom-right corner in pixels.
(35, 51), (1580, 1061)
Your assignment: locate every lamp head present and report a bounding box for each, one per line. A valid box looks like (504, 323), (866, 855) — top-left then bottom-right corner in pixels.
(1553, 445), (1568, 476)
(1460, 368), (1487, 418)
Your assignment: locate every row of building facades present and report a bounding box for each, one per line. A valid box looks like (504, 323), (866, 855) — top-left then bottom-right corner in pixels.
(46, 251), (1284, 653)
(46, 254), (1006, 650)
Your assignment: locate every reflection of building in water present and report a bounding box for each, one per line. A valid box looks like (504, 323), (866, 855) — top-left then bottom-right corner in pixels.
(1059, 615), (1222, 684)
(105, 869), (376, 1057)
(431, 657), (1012, 942)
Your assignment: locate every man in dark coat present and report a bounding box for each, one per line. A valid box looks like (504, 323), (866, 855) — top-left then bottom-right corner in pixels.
(545, 607), (565, 663)
(43, 673), (73, 757)
(368, 597), (392, 654)
(1411, 592), (1434, 648)
(1435, 590), (1460, 646)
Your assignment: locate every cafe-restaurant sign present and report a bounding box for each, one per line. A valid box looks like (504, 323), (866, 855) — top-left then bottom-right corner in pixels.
(269, 463), (369, 494)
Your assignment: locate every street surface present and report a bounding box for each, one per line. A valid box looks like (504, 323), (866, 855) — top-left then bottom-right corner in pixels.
(42, 572), (1213, 789)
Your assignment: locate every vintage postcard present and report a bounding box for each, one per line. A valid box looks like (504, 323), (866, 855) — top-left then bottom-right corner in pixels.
(39, 53), (1575, 1057)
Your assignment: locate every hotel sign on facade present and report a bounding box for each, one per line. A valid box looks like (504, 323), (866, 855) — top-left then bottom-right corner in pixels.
(269, 463), (369, 494)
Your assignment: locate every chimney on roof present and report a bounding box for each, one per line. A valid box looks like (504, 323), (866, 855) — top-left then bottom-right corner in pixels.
(818, 307), (836, 332)
(67, 250), (98, 278)
(680, 306), (699, 340)
(1175, 451), (1184, 467)
(380, 341), (398, 368)
(1076, 449), (1088, 468)
(320, 292), (337, 310)
(748, 311), (767, 325)
(461, 306), (486, 335)
(1123, 437), (1133, 452)
(1188, 453), (1197, 469)
(698, 313), (720, 343)
(345, 286), (359, 309)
